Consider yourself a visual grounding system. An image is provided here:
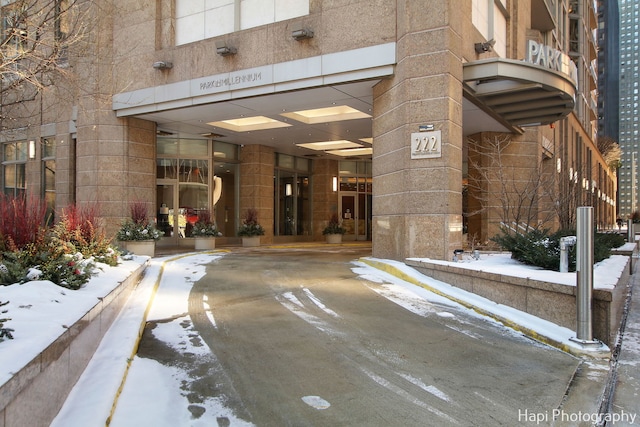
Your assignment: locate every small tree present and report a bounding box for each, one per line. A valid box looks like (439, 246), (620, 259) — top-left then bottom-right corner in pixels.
(0, 0), (93, 129)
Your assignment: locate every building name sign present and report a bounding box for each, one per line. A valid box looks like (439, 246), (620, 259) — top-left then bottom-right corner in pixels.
(199, 72), (264, 91)
(411, 130), (442, 159)
(190, 65), (272, 96)
(525, 40), (578, 83)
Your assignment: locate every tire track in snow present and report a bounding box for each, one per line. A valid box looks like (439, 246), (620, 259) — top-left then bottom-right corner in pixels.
(275, 286), (461, 421)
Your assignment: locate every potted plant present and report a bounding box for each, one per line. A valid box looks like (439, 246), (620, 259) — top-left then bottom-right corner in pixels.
(192, 210), (222, 250)
(238, 208), (265, 247)
(323, 213), (345, 244)
(116, 201), (162, 256)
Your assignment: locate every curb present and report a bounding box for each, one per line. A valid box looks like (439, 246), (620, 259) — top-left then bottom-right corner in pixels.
(359, 257), (611, 360)
(105, 250), (227, 425)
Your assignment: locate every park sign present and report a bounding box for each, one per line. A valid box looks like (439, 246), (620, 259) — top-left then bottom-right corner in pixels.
(525, 40), (578, 84)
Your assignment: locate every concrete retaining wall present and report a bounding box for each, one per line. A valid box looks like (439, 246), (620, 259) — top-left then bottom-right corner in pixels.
(405, 257), (631, 347)
(0, 261), (147, 427)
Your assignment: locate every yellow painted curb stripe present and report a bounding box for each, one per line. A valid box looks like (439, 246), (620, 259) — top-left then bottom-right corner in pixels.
(105, 250), (227, 426)
(359, 258), (609, 359)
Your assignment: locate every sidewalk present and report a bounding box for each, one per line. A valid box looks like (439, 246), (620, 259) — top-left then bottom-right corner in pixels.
(600, 259), (640, 426)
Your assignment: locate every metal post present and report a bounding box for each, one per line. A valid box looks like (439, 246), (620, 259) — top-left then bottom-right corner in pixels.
(575, 207), (593, 342)
(559, 236), (576, 273)
(628, 218), (634, 243)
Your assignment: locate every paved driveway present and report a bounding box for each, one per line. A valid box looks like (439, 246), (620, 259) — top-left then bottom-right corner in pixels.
(126, 246), (589, 426)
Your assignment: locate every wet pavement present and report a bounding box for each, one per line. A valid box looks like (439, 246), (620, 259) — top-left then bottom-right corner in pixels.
(108, 245), (611, 426)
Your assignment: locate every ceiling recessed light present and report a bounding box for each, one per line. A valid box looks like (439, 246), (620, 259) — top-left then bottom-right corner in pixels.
(208, 116), (291, 132)
(326, 147), (373, 157)
(281, 105), (371, 124)
(296, 140), (362, 151)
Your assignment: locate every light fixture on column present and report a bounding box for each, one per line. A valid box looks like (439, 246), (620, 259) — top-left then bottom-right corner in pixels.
(285, 183), (292, 196)
(216, 40), (237, 56)
(28, 140), (36, 159)
(292, 28), (314, 41)
(332, 176), (338, 192)
(474, 39), (495, 54)
(152, 61), (173, 70)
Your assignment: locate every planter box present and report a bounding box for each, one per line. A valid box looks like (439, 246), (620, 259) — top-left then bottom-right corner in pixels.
(242, 236), (261, 247)
(405, 257), (630, 347)
(325, 234), (343, 244)
(194, 237), (216, 250)
(124, 240), (155, 257)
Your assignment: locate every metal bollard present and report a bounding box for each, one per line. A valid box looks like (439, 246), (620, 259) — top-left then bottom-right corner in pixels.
(575, 207), (594, 342)
(559, 236), (576, 273)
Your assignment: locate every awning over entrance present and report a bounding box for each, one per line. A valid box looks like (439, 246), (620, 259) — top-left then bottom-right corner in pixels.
(463, 57), (576, 129)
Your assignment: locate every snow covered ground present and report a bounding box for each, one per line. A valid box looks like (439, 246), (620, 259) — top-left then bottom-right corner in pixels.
(0, 249), (633, 425)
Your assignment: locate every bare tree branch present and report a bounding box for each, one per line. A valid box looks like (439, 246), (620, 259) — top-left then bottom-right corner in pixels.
(0, 0), (92, 129)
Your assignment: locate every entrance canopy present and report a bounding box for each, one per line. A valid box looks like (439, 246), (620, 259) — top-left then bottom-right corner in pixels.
(463, 57), (577, 129)
(112, 44), (396, 160)
(112, 44), (578, 159)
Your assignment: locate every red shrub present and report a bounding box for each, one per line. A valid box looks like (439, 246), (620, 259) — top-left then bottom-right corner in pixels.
(129, 200), (150, 225)
(58, 203), (102, 243)
(0, 194), (48, 250)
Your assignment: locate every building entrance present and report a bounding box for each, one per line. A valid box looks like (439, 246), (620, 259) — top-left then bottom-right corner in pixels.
(338, 174), (372, 241)
(156, 182), (208, 245)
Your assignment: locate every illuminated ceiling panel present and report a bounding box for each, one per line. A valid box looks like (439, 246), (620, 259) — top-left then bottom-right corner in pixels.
(326, 147), (373, 157)
(281, 105), (371, 124)
(296, 140), (362, 151)
(207, 116), (291, 132)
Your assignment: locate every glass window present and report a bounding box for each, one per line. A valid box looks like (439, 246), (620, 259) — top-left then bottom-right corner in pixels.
(213, 141), (238, 160)
(157, 158), (178, 179)
(180, 139), (208, 157)
(277, 153), (295, 169)
(43, 138), (55, 158)
(295, 157), (310, 172)
(3, 141), (27, 162)
(156, 137), (240, 239)
(157, 138), (179, 155)
(2, 142), (27, 196)
(339, 161), (358, 175)
(42, 138), (56, 224)
(179, 159), (209, 184)
(175, 0), (309, 45)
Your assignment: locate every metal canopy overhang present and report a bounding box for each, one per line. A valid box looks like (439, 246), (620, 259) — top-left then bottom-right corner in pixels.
(463, 58), (576, 131)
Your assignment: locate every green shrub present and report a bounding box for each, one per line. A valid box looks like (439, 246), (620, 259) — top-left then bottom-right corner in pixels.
(491, 228), (625, 272)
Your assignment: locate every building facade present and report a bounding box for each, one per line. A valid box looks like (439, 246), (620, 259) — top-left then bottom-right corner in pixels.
(0, 0), (615, 261)
(616, 0), (640, 218)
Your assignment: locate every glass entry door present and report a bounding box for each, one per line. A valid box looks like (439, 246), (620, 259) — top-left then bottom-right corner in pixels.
(157, 182), (211, 244)
(156, 183), (177, 244)
(340, 192), (370, 240)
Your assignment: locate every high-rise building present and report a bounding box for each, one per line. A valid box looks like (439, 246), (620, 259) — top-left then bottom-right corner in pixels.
(617, 0), (640, 218)
(0, 0), (614, 261)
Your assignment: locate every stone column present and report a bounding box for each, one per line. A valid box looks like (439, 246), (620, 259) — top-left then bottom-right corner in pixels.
(312, 158), (340, 237)
(372, 0), (465, 261)
(239, 144), (275, 242)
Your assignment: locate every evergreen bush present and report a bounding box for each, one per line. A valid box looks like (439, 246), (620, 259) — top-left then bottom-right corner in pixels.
(492, 227), (625, 272)
(0, 300), (13, 341)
